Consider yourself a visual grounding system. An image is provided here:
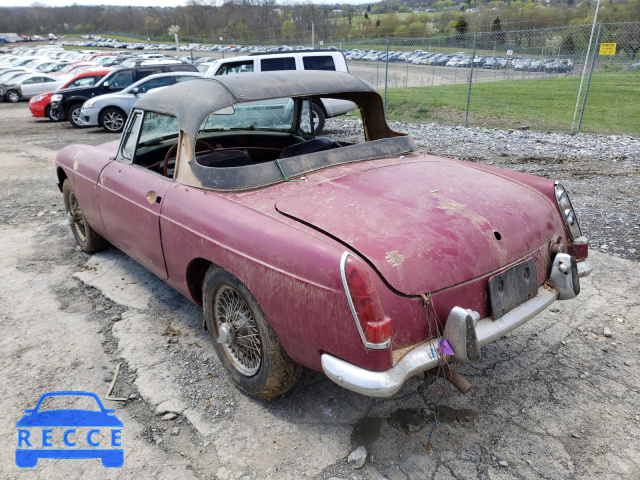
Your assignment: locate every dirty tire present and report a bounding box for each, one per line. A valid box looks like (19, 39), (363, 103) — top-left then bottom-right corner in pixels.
(203, 266), (302, 400)
(99, 107), (126, 133)
(6, 90), (20, 103)
(68, 103), (85, 128)
(62, 180), (108, 253)
(312, 103), (325, 136)
(48, 106), (63, 121)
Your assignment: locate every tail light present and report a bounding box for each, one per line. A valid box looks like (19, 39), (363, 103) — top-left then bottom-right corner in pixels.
(340, 252), (392, 349)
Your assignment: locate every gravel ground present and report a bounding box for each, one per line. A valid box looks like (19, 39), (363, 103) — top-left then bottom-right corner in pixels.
(325, 117), (640, 262)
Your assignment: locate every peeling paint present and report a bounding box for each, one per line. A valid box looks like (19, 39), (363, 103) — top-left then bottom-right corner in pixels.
(146, 190), (158, 204)
(386, 250), (405, 267)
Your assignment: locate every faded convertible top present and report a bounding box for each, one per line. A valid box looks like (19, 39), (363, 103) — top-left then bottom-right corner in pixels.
(132, 71), (415, 191)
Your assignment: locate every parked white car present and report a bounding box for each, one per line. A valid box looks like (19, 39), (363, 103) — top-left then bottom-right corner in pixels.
(204, 51), (355, 135)
(78, 71), (202, 132)
(0, 73), (64, 102)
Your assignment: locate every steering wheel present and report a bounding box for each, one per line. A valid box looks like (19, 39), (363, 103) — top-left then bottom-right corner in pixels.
(163, 139), (216, 177)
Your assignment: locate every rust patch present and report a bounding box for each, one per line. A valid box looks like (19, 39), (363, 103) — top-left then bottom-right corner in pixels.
(386, 250), (405, 267)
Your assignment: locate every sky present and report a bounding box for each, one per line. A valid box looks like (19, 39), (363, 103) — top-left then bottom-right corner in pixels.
(1, 0), (200, 6)
(0, 0), (359, 6)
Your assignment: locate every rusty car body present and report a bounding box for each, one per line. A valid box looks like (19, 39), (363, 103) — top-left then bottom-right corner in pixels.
(55, 71), (592, 400)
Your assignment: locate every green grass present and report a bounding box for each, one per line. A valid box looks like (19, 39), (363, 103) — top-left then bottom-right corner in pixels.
(383, 70), (640, 135)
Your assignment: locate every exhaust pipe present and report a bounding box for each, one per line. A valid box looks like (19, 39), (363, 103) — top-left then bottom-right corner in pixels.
(425, 364), (472, 395)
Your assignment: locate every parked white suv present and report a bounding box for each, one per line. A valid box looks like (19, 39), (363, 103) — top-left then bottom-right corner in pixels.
(204, 51), (354, 135)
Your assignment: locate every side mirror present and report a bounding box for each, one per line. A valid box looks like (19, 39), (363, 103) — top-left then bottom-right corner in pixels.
(131, 87), (139, 95)
(103, 81), (110, 89)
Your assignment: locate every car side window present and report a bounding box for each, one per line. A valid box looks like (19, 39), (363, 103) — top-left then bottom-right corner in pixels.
(260, 57), (296, 72)
(216, 61), (253, 75)
(168, 65), (197, 72)
(138, 77), (172, 93)
(175, 75), (196, 83)
(120, 112), (143, 162)
(302, 56), (336, 71)
(108, 70), (134, 88)
(69, 76), (99, 88)
(137, 68), (161, 81)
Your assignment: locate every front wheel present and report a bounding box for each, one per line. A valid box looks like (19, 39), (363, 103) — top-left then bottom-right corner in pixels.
(48, 105), (62, 122)
(67, 103), (85, 128)
(62, 180), (108, 253)
(5, 90), (20, 103)
(99, 107), (126, 133)
(203, 267), (301, 400)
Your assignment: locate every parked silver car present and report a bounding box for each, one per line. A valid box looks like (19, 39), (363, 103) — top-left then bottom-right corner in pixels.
(78, 71), (202, 133)
(0, 72), (64, 102)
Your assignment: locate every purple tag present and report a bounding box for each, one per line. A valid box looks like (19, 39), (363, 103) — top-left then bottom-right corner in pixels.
(439, 339), (454, 356)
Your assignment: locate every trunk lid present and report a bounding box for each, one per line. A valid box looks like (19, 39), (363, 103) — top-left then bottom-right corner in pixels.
(276, 158), (560, 294)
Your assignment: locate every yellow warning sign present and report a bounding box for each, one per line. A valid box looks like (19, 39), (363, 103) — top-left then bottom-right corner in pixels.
(599, 43), (617, 55)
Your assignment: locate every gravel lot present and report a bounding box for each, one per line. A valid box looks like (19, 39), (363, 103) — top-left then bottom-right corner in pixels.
(1, 102), (638, 480)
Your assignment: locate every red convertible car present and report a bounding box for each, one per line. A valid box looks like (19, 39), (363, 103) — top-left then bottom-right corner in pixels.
(56, 71), (592, 400)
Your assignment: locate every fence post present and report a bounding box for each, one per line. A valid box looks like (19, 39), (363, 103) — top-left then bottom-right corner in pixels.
(578, 24), (602, 133)
(465, 34), (477, 128)
(384, 37), (389, 114)
(571, 0), (601, 132)
(406, 58), (409, 88)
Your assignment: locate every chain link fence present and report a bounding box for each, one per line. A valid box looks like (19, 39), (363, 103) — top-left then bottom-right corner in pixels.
(339, 22), (640, 135)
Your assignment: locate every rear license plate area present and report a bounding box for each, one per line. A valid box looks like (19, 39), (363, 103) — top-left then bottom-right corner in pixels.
(488, 258), (538, 319)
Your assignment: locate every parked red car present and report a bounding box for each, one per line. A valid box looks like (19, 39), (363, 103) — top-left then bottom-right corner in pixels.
(30, 68), (111, 120)
(55, 72), (591, 400)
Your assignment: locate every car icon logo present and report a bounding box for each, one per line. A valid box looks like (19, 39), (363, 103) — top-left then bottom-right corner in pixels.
(16, 391), (123, 468)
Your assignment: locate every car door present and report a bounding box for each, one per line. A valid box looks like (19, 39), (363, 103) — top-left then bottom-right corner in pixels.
(95, 111), (172, 279)
(30, 76), (59, 96)
(19, 76), (43, 97)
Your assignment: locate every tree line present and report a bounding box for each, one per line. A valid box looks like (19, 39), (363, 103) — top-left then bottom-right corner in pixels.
(0, 0), (638, 45)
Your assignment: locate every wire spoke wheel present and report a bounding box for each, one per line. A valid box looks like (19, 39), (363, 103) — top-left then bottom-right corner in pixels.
(62, 180), (108, 254)
(68, 191), (87, 242)
(203, 266), (302, 399)
(214, 285), (262, 376)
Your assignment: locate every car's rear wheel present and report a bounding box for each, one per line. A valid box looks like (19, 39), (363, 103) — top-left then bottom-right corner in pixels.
(312, 103), (325, 136)
(67, 103), (85, 128)
(6, 90), (20, 103)
(99, 107), (126, 133)
(62, 180), (108, 253)
(203, 266), (301, 400)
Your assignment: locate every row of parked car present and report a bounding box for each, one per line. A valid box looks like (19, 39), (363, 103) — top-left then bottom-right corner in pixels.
(63, 35), (319, 55)
(1, 46), (203, 132)
(1, 45), (357, 135)
(344, 48), (575, 73)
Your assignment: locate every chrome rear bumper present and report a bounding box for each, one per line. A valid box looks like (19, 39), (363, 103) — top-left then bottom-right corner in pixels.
(321, 258), (592, 397)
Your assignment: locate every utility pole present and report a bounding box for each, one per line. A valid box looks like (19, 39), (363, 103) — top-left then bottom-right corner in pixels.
(312, 22), (314, 49)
